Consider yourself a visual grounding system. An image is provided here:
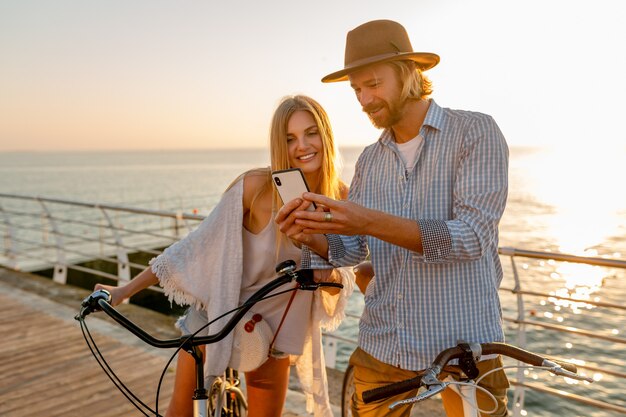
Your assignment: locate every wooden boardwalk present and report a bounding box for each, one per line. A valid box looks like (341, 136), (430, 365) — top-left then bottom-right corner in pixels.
(0, 267), (443, 417)
(0, 270), (178, 417)
(0, 268), (341, 417)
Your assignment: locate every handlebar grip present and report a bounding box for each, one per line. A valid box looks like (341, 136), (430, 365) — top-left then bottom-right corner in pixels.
(78, 289), (111, 318)
(362, 375), (422, 404)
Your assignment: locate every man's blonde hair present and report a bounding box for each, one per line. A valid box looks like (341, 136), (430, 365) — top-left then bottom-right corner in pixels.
(389, 60), (433, 101)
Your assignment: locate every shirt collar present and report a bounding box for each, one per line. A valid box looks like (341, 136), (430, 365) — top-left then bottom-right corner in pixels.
(423, 99), (445, 132)
(378, 99), (445, 146)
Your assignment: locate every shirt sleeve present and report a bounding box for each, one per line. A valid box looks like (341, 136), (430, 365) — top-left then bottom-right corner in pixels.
(300, 234), (343, 269)
(423, 115), (508, 262)
(417, 219), (452, 262)
(301, 233), (367, 269)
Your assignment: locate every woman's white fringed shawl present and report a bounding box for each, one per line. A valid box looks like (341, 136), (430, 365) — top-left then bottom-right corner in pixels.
(149, 178), (354, 417)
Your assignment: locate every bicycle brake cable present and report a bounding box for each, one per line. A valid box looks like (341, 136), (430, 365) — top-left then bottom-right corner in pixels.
(78, 316), (164, 417)
(154, 286), (300, 415)
(79, 285), (299, 415)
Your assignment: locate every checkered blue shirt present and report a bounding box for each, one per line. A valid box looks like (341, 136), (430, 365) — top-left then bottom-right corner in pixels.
(303, 100), (509, 370)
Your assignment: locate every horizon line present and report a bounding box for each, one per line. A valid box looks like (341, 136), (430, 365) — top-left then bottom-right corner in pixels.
(0, 144), (557, 154)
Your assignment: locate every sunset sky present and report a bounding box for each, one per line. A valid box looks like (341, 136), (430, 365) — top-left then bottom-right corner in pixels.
(1, 0), (625, 151)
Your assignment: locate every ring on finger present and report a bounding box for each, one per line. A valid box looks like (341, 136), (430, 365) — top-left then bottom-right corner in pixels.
(324, 212), (333, 222)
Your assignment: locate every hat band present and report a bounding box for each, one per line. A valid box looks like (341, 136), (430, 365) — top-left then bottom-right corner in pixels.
(346, 51), (408, 69)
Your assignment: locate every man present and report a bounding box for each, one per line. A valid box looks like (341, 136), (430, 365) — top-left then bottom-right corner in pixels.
(276, 19), (509, 417)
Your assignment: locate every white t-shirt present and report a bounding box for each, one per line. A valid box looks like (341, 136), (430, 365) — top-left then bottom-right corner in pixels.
(396, 134), (423, 173)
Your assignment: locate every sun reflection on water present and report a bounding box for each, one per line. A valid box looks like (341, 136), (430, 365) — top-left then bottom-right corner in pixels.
(502, 147), (625, 409)
(547, 262), (605, 312)
(510, 146), (626, 258)
(511, 146), (626, 317)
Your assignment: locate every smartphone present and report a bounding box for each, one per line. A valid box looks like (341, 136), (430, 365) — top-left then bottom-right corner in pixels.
(271, 168), (316, 211)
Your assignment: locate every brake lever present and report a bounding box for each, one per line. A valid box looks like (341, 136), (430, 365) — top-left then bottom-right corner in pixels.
(388, 368), (448, 409)
(544, 361), (594, 383)
(389, 382), (449, 409)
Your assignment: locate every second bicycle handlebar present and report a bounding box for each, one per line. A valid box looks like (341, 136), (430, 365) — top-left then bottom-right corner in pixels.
(362, 342), (591, 404)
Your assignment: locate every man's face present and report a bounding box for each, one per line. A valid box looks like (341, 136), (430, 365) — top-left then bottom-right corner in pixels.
(349, 63), (405, 129)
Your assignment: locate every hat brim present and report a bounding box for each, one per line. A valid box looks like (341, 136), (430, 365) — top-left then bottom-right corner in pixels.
(321, 52), (440, 83)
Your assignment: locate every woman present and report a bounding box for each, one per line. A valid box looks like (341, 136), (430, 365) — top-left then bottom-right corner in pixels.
(95, 95), (353, 417)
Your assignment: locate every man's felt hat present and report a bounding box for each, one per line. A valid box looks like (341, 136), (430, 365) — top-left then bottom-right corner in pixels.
(322, 20), (440, 83)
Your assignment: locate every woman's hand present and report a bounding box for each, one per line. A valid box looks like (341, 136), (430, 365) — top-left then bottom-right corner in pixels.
(275, 198), (315, 247)
(93, 283), (129, 307)
(93, 267), (159, 306)
(275, 198), (330, 257)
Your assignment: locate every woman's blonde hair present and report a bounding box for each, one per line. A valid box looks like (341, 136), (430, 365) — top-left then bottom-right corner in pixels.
(388, 60), (433, 102)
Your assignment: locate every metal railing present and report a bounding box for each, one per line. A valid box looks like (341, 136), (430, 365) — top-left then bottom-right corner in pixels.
(1, 192), (624, 416)
(497, 247), (626, 416)
(0, 193), (203, 284)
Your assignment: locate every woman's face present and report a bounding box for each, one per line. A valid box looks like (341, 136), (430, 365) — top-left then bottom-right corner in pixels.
(286, 110), (323, 175)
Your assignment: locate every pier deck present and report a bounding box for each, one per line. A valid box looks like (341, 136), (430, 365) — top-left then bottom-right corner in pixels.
(0, 267), (444, 417)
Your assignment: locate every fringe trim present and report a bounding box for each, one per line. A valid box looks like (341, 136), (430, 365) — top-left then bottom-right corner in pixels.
(149, 255), (205, 311)
(317, 267), (354, 332)
(148, 255), (171, 281)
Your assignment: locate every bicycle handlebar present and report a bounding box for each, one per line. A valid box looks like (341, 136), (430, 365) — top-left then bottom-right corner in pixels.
(362, 342), (592, 404)
(76, 265), (343, 350)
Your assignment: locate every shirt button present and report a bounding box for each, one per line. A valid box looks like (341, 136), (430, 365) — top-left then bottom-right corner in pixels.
(397, 293), (403, 300)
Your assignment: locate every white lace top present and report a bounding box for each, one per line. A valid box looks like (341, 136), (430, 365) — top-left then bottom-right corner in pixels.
(240, 220), (312, 355)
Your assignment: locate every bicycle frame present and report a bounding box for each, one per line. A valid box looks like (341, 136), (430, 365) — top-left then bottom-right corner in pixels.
(209, 369), (247, 417)
(77, 260), (343, 417)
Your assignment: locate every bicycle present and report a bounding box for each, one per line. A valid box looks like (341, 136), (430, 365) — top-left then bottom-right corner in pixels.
(75, 260), (343, 417)
(208, 367), (246, 417)
(341, 342), (593, 417)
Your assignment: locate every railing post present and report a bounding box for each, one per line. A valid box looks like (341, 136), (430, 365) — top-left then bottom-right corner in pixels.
(99, 207), (131, 293)
(0, 203), (18, 270)
(38, 199), (67, 284)
(174, 211), (183, 239)
(99, 217), (105, 258)
(509, 252), (527, 417)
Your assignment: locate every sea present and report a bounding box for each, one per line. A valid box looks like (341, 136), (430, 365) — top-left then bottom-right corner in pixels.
(1, 146), (624, 417)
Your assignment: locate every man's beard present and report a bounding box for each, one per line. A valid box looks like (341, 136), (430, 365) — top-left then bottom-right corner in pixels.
(363, 96), (406, 129)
